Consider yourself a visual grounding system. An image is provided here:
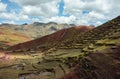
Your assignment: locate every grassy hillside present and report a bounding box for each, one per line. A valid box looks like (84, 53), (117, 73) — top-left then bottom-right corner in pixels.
(47, 16), (119, 58)
(0, 16), (119, 79)
(0, 27), (31, 50)
(60, 44), (120, 79)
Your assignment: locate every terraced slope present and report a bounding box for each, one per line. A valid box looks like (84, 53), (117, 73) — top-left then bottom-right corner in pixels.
(56, 16), (120, 79)
(0, 16), (119, 79)
(58, 16), (120, 48)
(60, 44), (120, 79)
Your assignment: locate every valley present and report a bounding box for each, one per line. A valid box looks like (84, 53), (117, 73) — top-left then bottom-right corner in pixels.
(0, 16), (120, 79)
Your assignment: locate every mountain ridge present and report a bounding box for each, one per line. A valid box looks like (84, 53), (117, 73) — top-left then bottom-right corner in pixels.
(0, 22), (75, 39)
(10, 25), (94, 51)
(0, 16), (119, 79)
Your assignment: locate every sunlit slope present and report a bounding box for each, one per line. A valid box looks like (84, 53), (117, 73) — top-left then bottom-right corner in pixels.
(0, 27), (31, 47)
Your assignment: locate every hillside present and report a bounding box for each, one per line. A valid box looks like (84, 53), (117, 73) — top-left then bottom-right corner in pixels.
(10, 26), (94, 51)
(55, 16), (120, 79)
(0, 27), (31, 50)
(0, 16), (119, 79)
(41, 16), (120, 57)
(0, 22), (74, 39)
(59, 44), (120, 79)
(11, 16), (120, 53)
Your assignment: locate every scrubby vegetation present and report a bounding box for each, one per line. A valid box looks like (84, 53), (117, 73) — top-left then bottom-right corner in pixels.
(0, 16), (120, 79)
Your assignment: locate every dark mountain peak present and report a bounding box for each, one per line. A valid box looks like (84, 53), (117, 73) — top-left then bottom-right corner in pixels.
(33, 22), (45, 26)
(1, 23), (9, 25)
(69, 24), (76, 26)
(46, 22), (58, 25)
(22, 23), (28, 25)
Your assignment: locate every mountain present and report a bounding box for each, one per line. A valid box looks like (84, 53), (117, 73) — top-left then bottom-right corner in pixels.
(10, 25), (94, 51)
(0, 27), (31, 50)
(10, 16), (120, 79)
(10, 16), (120, 52)
(0, 22), (74, 39)
(55, 16), (120, 79)
(0, 16), (119, 79)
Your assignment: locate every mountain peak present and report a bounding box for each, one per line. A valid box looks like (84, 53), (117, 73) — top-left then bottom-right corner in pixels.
(33, 22), (45, 26)
(46, 22), (58, 25)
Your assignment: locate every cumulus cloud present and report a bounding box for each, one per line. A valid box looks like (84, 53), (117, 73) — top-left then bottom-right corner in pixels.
(0, 12), (29, 21)
(41, 15), (76, 24)
(0, 0), (120, 26)
(63, 0), (120, 25)
(10, 0), (60, 17)
(0, 1), (7, 12)
(63, 0), (113, 15)
(10, 0), (58, 6)
(2, 20), (15, 24)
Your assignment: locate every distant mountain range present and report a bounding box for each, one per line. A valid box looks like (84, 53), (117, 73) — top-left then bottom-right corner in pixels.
(0, 22), (76, 39)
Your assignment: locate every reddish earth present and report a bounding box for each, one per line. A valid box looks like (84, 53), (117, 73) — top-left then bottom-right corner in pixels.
(74, 25), (94, 31)
(59, 45), (120, 79)
(0, 51), (10, 60)
(0, 32), (4, 34)
(11, 26), (94, 51)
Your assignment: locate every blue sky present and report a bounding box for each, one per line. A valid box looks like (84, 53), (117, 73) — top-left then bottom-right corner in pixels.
(0, 0), (120, 26)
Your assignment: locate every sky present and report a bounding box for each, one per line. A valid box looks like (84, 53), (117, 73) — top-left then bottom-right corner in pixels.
(0, 0), (120, 26)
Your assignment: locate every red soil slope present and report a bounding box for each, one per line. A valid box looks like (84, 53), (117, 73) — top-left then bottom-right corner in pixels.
(11, 26), (94, 51)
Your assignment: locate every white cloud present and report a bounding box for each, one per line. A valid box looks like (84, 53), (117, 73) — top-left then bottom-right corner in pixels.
(0, 1), (7, 12)
(63, 0), (112, 15)
(0, 0), (120, 26)
(2, 20), (15, 24)
(10, 0), (60, 17)
(42, 15), (76, 24)
(88, 11), (105, 20)
(10, 0), (58, 6)
(31, 18), (40, 23)
(63, 0), (120, 26)
(0, 12), (29, 21)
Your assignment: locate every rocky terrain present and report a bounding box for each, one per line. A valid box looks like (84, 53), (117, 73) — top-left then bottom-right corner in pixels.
(0, 16), (119, 79)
